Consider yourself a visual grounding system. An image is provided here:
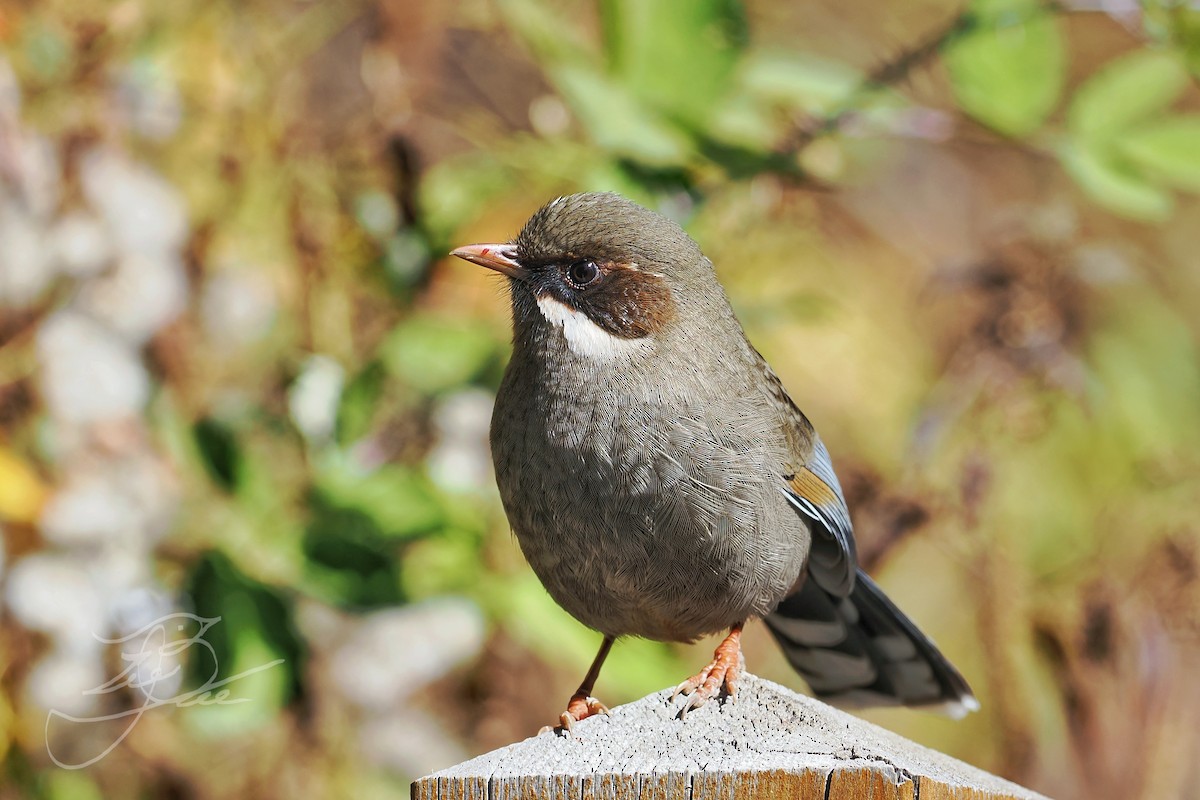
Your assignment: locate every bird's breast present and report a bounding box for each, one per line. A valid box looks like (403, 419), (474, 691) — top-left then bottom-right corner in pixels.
(490, 361), (810, 641)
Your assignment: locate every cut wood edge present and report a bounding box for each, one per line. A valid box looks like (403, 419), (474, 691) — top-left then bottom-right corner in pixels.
(413, 769), (1036, 800)
(410, 674), (1049, 800)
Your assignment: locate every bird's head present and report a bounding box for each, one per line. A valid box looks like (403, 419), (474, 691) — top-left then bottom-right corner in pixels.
(452, 193), (721, 361)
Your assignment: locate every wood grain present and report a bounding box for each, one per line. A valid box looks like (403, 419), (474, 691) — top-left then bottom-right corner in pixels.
(827, 767), (913, 800)
(920, 778), (1025, 800)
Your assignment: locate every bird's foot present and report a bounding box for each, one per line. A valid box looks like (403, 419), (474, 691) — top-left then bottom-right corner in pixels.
(671, 626), (745, 718)
(538, 692), (610, 736)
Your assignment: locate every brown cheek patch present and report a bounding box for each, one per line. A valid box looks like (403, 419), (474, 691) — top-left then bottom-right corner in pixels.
(579, 265), (676, 340)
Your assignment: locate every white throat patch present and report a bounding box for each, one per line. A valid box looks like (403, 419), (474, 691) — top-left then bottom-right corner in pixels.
(535, 295), (649, 361)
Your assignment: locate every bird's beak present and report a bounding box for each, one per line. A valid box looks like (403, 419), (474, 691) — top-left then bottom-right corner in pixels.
(450, 243), (528, 281)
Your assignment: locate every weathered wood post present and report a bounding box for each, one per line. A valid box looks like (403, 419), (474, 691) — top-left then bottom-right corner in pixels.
(411, 674), (1047, 800)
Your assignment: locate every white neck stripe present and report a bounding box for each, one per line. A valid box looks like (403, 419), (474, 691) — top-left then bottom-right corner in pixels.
(535, 295), (649, 361)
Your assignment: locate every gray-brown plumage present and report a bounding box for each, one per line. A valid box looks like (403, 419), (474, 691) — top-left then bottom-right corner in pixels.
(452, 192), (976, 731)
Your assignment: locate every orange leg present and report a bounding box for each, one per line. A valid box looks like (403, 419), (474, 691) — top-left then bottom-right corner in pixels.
(542, 635), (614, 735)
(671, 623), (745, 717)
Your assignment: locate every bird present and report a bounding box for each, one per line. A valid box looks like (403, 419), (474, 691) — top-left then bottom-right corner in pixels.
(451, 192), (977, 732)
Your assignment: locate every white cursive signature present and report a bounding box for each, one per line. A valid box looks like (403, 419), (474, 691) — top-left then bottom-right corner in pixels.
(45, 612), (285, 769)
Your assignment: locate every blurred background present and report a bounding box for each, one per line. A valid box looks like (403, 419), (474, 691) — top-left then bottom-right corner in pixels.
(1, 0), (1199, 797)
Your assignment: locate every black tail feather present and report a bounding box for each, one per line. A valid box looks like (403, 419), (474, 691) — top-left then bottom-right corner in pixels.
(764, 569), (977, 717)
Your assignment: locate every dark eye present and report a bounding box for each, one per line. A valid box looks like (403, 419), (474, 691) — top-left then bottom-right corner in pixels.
(565, 259), (601, 289)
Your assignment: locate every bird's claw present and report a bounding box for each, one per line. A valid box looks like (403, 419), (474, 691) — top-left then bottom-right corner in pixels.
(539, 693), (609, 736)
(672, 633), (745, 719)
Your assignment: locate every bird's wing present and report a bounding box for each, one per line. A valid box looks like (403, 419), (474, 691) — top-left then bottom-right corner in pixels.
(782, 436), (857, 597)
(747, 345), (858, 597)
(755, 350), (976, 715)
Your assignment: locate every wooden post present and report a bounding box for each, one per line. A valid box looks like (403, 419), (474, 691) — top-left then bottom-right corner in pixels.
(411, 674), (1048, 800)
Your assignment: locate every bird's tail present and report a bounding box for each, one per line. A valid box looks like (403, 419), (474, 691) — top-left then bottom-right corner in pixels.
(763, 568), (978, 717)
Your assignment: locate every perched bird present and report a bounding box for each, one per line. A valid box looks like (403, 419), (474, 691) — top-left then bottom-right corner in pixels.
(452, 193), (977, 731)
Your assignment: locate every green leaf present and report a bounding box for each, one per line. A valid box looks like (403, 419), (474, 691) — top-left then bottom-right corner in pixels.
(1118, 115), (1200, 192)
(739, 51), (862, 115)
(418, 154), (514, 245)
(23, 22), (72, 81)
(706, 93), (779, 152)
(313, 461), (445, 541)
(1068, 49), (1189, 142)
(305, 459), (446, 607)
(378, 314), (498, 394)
(944, 0), (1066, 136)
(1060, 141), (1173, 220)
(600, 0), (747, 127)
(193, 417), (242, 492)
(493, 573), (687, 702)
(1141, 3), (1200, 76)
(380, 229), (433, 292)
(496, 572), (599, 667)
(183, 552), (303, 734)
(553, 65), (693, 166)
(399, 528), (484, 600)
(302, 514), (404, 608)
(1183, 16), (1200, 76)
(496, 0), (598, 71)
(1088, 292), (1200, 455)
(603, 637), (685, 700)
(41, 772), (103, 800)
(335, 361), (387, 445)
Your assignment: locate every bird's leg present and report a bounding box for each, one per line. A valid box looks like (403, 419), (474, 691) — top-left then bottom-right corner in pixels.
(543, 635), (615, 735)
(671, 622), (745, 717)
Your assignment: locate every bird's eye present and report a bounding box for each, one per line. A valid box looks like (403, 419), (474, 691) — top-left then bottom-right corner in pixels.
(565, 260), (601, 289)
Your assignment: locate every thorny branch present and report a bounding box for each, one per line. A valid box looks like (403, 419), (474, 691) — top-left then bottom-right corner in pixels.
(784, 8), (977, 153)
(785, 0), (1154, 154)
